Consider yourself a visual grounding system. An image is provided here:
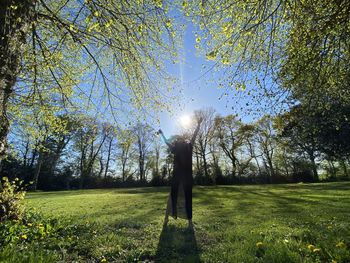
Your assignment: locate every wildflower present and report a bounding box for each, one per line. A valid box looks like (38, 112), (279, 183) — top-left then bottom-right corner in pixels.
(21, 234), (27, 240)
(27, 223), (33, 227)
(256, 242), (264, 248)
(307, 244), (315, 251)
(336, 241), (347, 249)
(101, 257), (107, 262)
(312, 248), (320, 253)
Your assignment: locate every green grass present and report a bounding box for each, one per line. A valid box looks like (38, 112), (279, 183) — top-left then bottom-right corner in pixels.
(3, 182), (350, 262)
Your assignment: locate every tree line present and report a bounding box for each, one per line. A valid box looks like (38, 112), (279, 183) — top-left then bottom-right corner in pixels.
(1, 105), (349, 191)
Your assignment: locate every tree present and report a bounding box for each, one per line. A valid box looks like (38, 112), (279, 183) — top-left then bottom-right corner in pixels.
(73, 117), (107, 188)
(102, 123), (116, 180)
(133, 123), (154, 182)
(185, 1), (350, 112)
(116, 129), (135, 182)
(255, 116), (277, 182)
(193, 108), (216, 183)
(277, 106), (323, 181)
(214, 114), (243, 180)
(0, 0), (176, 165)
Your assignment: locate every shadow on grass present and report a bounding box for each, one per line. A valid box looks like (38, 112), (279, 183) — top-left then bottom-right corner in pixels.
(155, 223), (201, 263)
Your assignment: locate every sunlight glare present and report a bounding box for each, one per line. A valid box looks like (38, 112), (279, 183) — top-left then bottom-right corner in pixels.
(179, 114), (192, 128)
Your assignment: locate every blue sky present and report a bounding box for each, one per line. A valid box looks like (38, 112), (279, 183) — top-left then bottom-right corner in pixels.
(158, 21), (262, 137)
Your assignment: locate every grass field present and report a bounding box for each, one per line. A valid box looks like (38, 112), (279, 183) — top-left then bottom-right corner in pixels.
(2, 182), (350, 262)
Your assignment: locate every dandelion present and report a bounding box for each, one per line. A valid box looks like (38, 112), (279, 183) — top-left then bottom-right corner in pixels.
(27, 223), (33, 227)
(256, 242), (264, 248)
(101, 257), (107, 262)
(307, 244), (315, 251)
(21, 234), (27, 240)
(336, 241), (347, 249)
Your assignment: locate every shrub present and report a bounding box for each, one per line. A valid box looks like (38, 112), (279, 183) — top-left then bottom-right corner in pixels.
(0, 177), (26, 222)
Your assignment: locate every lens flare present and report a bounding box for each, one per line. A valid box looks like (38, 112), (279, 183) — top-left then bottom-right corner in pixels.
(179, 114), (192, 128)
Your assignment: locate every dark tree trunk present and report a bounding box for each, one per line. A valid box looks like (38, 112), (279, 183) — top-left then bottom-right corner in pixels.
(0, 0), (36, 159)
(202, 153), (209, 181)
(104, 138), (113, 179)
(308, 151), (318, 181)
(0, 0), (36, 190)
(139, 154), (144, 181)
(32, 152), (43, 191)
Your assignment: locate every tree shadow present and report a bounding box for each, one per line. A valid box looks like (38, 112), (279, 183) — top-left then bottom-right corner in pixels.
(155, 223), (201, 263)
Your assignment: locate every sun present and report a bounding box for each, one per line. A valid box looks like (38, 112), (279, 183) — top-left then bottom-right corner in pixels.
(179, 114), (192, 128)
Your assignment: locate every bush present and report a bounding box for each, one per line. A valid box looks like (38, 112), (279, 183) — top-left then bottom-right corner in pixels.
(0, 177), (26, 222)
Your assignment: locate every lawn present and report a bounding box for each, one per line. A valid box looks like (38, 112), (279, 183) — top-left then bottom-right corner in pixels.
(1, 182), (350, 262)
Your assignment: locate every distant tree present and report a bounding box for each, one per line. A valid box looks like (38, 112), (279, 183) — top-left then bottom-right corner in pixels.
(133, 123), (154, 182)
(255, 116), (277, 182)
(116, 129), (135, 182)
(277, 102), (350, 181)
(73, 117), (107, 188)
(102, 123), (116, 180)
(193, 108), (216, 183)
(214, 114), (243, 181)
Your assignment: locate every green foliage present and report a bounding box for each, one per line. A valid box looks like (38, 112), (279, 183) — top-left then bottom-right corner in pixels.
(185, 0), (350, 113)
(1, 0), (180, 162)
(0, 177), (27, 222)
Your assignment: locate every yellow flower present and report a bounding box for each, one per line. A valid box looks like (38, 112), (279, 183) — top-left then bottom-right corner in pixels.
(256, 242), (264, 248)
(336, 241), (347, 249)
(27, 223), (33, 227)
(307, 244), (315, 251)
(21, 234), (27, 240)
(331, 260), (337, 263)
(312, 248), (320, 253)
(101, 257), (107, 262)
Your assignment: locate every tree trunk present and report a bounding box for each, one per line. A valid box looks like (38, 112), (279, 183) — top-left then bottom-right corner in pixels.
(32, 152), (43, 191)
(202, 153), (209, 182)
(231, 157), (236, 180)
(308, 152), (318, 181)
(104, 138), (113, 179)
(0, 1), (36, 190)
(122, 158), (127, 182)
(0, 0), (36, 159)
(139, 155), (144, 181)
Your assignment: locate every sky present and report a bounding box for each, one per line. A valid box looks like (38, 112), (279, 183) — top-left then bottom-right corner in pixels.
(157, 21), (262, 137)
